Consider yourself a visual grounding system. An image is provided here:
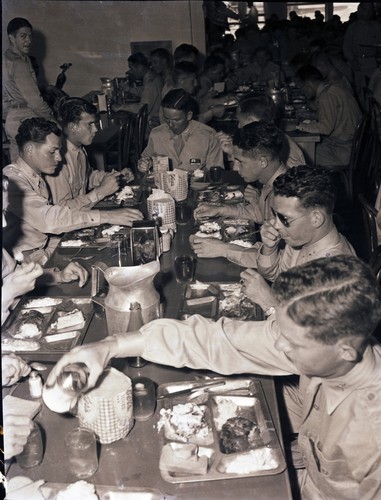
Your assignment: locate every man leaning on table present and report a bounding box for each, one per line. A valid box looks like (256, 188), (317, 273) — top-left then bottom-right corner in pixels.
(3, 117), (143, 266)
(46, 97), (134, 210)
(192, 121), (287, 267)
(240, 165), (356, 315)
(47, 255), (381, 499)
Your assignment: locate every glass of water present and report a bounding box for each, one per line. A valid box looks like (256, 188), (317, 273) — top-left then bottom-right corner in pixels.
(65, 427), (98, 479)
(174, 255), (195, 284)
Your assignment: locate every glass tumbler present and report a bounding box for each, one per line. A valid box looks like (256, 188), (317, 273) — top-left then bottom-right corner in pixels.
(110, 233), (130, 266)
(174, 255), (195, 284)
(65, 427), (98, 479)
(209, 166), (223, 184)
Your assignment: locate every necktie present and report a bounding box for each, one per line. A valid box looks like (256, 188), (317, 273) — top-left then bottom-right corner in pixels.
(173, 134), (184, 157)
(77, 148), (90, 189)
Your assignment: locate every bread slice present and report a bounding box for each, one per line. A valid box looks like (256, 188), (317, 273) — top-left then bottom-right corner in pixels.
(160, 443), (208, 475)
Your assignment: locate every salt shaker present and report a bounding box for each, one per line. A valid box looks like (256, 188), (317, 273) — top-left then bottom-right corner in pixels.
(160, 229), (171, 253)
(29, 371), (43, 399)
(128, 302), (147, 368)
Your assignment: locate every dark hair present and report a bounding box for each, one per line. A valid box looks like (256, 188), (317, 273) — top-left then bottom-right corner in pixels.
(174, 43), (199, 62)
(238, 96), (276, 123)
(7, 17), (32, 36)
(296, 64), (324, 82)
(16, 118), (61, 151)
(151, 48), (172, 66)
(273, 255), (381, 346)
(232, 121), (284, 160)
(203, 55), (225, 72)
(161, 89), (196, 113)
(172, 61), (198, 85)
(57, 97), (97, 129)
(128, 52), (148, 67)
(273, 165), (336, 213)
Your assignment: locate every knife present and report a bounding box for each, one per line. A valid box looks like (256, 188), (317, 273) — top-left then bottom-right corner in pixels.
(157, 379), (226, 400)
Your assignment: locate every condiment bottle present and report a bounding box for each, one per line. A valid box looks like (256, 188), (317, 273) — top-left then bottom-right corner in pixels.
(128, 302), (147, 368)
(29, 371), (43, 399)
(42, 363), (89, 413)
(16, 421), (43, 469)
(132, 377), (156, 420)
(160, 228), (171, 253)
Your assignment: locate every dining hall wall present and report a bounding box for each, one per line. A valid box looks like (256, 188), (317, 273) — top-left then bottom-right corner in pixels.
(2, 0), (205, 98)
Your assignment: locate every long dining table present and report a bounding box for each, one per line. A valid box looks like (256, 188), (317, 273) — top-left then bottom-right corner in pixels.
(4, 175), (293, 500)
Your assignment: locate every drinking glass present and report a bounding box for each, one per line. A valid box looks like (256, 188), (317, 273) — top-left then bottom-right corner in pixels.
(174, 255), (195, 284)
(209, 166), (223, 184)
(175, 202), (192, 225)
(65, 428), (98, 479)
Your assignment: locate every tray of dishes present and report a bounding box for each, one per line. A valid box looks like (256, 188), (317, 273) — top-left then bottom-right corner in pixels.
(178, 281), (263, 321)
(197, 185), (245, 205)
(38, 483), (164, 500)
(97, 184), (143, 207)
(193, 219), (259, 249)
(58, 224), (130, 251)
(1, 297), (94, 357)
(157, 377), (286, 483)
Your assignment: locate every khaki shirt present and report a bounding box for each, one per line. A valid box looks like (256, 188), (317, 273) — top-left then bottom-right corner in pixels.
(46, 139), (106, 209)
(135, 315), (381, 499)
(3, 158), (101, 256)
(257, 226), (356, 282)
(142, 119), (223, 171)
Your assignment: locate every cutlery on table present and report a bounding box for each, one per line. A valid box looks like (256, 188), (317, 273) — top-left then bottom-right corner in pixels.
(157, 379), (226, 400)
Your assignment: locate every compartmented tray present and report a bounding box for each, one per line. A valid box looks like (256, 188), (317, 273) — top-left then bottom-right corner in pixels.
(179, 282), (263, 321)
(157, 378), (286, 483)
(193, 218), (258, 248)
(39, 484), (164, 500)
(58, 224), (130, 251)
(197, 186), (245, 205)
(97, 184), (143, 207)
(1, 297), (94, 357)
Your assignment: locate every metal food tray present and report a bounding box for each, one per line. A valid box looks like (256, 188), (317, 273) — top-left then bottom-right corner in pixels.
(39, 484), (164, 500)
(58, 224), (130, 252)
(221, 219), (258, 247)
(179, 282), (263, 321)
(97, 185), (143, 207)
(157, 377), (286, 483)
(2, 297), (94, 358)
(197, 186), (245, 206)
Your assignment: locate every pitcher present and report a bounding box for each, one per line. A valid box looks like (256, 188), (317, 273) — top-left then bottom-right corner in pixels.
(91, 260), (160, 335)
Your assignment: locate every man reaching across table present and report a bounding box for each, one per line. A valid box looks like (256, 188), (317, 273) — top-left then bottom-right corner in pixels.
(47, 255), (381, 499)
(3, 118), (143, 265)
(46, 97), (134, 210)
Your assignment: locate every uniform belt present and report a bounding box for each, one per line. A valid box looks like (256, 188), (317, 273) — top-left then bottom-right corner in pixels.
(10, 103), (28, 109)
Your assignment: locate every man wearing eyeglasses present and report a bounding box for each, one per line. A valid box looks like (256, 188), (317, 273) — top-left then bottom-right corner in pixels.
(240, 165), (356, 316)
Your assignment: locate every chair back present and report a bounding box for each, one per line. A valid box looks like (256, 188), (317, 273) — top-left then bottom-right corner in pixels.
(135, 104), (148, 158)
(358, 193), (379, 262)
(121, 113), (136, 169)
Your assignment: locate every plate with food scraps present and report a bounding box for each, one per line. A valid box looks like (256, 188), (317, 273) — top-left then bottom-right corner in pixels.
(193, 220), (223, 240)
(1, 297), (94, 358)
(58, 224), (130, 251)
(221, 219), (259, 248)
(179, 281), (263, 321)
(99, 185), (143, 207)
(157, 377), (286, 483)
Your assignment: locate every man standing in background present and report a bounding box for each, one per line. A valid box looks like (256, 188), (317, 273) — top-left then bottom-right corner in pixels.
(3, 17), (55, 161)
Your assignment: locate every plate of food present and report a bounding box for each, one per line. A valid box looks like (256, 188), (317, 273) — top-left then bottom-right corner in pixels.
(1, 297), (94, 358)
(157, 377), (286, 483)
(221, 219), (259, 248)
(193, 220), (223, 240)
(179, 281), (263, 321)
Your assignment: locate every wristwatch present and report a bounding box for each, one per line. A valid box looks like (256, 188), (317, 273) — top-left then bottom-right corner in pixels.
(264, 306), (276, 317)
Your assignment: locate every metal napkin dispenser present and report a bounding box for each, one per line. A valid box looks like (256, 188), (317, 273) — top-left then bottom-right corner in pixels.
(131, 220), (161, 265)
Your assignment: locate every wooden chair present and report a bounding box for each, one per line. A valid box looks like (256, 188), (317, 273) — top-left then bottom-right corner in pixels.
(328, 112), (371, 203)
(106, 112), (135, 171)
(121, 113), (136, 169)
(357, 193), (379, 263)
(130, 104), (148, 168)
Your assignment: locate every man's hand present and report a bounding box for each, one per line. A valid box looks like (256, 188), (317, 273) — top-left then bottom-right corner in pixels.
(120, 168), (135, 183)
(243, 184), (259, 202)
(46, 338), (116, 391)
(190, 235), (229, 258)
(2, 262), (43, 300)
(215, 131), (233, 155)
(137, 156), (151, 173)
(240, 268), (276, 311)
(3, 413), (33, 460)
(102, 208), (144, 226)
(260, 218), (281, 251)
(210, 104), (226, 119)
(97, 171), (122, 198)
(2, 354), (31, 387)
(58, 262), (89, 287)
(194, 204), (226, 220)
